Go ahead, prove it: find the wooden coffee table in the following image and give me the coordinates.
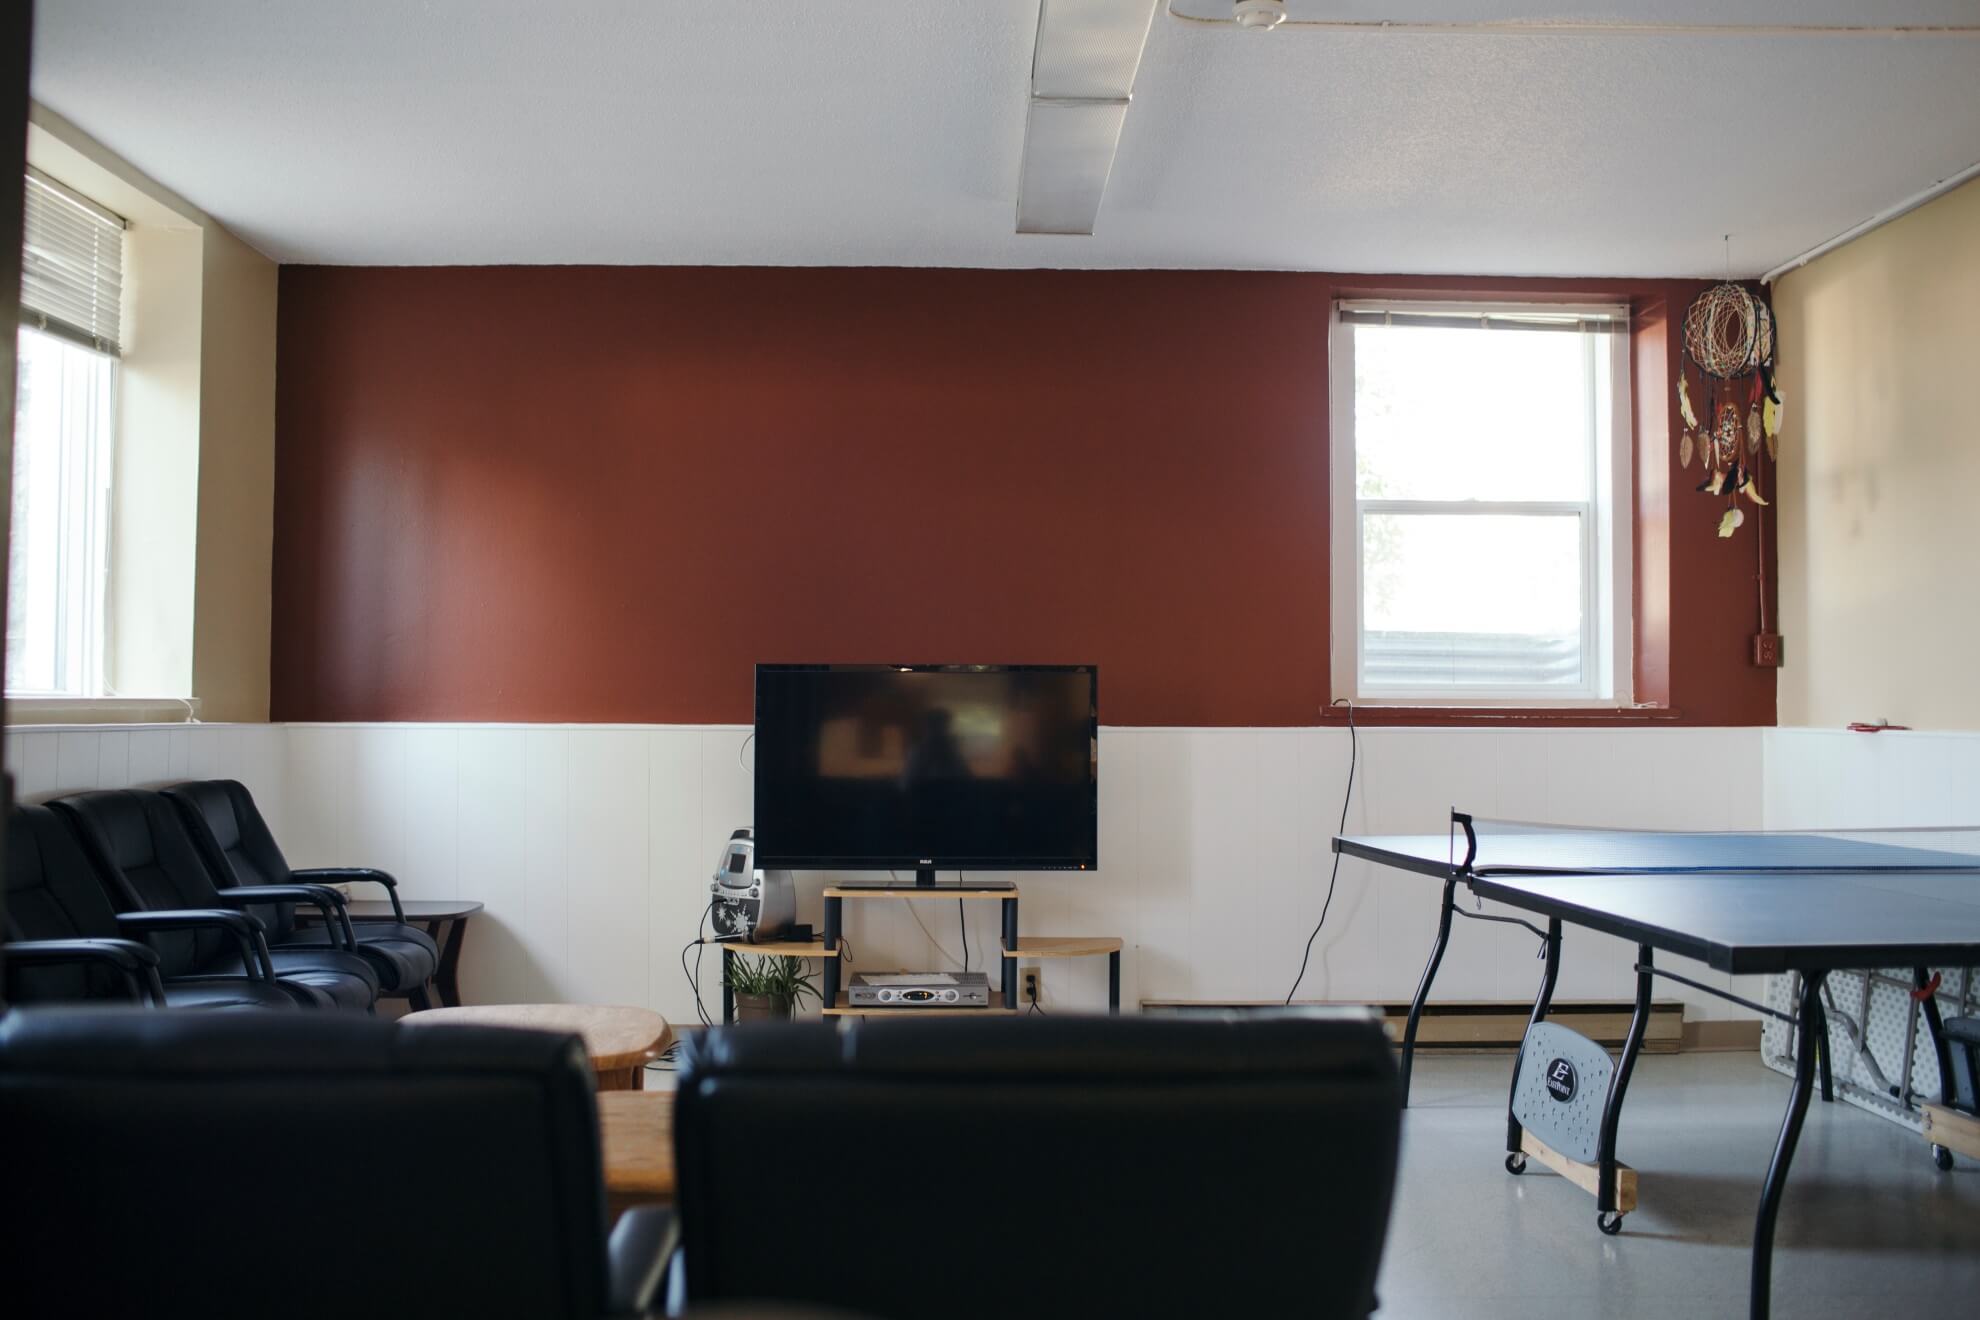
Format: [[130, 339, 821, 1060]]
[[402, 1003, 671, 1090], [598, 1091, 674, 1217]]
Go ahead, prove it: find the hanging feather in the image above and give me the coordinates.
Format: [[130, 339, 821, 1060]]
[[1718, 506, 1745, 538], [1766, 427, 1778, 463], [1679, 430, 1695, 469], [1741, 474, 1769, 506], [1679, 375, 1699, 430], [1701, 467, 1729, 496], [1763, 393, 1784, 440], [1746, 405, 1761, 454]]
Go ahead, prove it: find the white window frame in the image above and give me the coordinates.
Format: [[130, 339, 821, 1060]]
[[1328, 300, 1634, 707]]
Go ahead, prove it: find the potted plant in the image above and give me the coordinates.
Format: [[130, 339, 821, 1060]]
[[725, 953, 821, 1022]]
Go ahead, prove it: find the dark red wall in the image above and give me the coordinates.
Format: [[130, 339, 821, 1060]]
[[271, 266, 1775, 726]]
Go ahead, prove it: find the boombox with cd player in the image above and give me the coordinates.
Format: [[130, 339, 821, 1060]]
[[708, 828, 796, 943]]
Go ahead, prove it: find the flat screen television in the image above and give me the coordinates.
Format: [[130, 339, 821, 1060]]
[[753, 664, 1097, 884]]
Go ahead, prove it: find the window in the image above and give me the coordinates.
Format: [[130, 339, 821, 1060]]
[[1329, 301, 1632, 705], [8, 169, 124, 698]]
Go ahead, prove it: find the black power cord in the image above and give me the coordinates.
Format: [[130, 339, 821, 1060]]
[[679, 899, 716, 1027], [1286, 700, 1356, 1005], [957, 895, 970, 973]]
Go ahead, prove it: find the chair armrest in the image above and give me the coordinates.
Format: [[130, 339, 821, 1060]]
[[217, 884, 359, 951], [292, 867, 405, 922], [604, 1204, 677, 1318], [3, 938, 166, 1005], [116, 909, 278, 983]]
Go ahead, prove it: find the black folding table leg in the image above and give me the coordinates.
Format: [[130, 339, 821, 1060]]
[[1108, 950, 1120, 1015], [1593, 943, 1654, 1233], [1507, 917, 1563, 1167], [1914, 967, 1953, 1106], [1814, 993, 1834, 1103], [1752, 972, 1825, 1320], [1399, 875, 1460, 1108]]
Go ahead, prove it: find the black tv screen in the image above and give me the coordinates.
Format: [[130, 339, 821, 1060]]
[[753, 664, 1097, 872]]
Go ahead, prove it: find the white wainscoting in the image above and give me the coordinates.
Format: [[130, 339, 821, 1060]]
[[8, 721, 1769, 1027]]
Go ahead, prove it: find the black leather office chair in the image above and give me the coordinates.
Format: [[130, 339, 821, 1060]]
[[673, 1012, 1402, 1319], [165, 778, 440, 1006], [3, 803, 295, 1010], [0, 1008, 673, 1319], [52, 790, 380, 1012]]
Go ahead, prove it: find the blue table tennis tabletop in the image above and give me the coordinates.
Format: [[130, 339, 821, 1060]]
[[1335, 824, 1980, 973]]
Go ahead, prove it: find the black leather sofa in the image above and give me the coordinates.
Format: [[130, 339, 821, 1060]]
[[0, 1007, 673, 1318], [671, 1012, 1402, 1319]]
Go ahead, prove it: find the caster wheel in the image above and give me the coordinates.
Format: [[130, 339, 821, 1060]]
[[1597, 1212, 1625, 1236], [1933, 1144, 1954, 1171], [1505, 1152, 1527, 1175]]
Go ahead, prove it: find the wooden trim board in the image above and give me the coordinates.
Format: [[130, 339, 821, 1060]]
[[1140, 999, 1684, 1053], [1521, 1130, 1638, 1213]]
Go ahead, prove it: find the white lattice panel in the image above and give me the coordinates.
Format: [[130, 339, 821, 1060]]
[[1763, 967, 1977, 1130]]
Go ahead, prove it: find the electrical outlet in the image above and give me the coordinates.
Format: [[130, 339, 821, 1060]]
[[1021, 967, 1041, 1005], [1752, 633, 1783, 667]]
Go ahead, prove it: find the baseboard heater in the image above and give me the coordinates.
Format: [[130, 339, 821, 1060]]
[[1139, 999, 1685, 1054]]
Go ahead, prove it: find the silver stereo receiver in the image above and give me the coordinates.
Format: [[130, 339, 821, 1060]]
[[708, 828, 796, 943], [847, 971, 992, 1008]]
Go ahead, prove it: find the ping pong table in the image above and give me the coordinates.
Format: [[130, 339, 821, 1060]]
[[1335, 812, 1980, 1320]]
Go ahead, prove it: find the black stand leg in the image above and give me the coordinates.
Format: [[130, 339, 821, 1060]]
[[721, 947, 734, 1025], [1108, 950, 1120, 1015], [1000, 897, 1019, 1006], [407, 984, 432, 1012], [1752, 972, 1825, 1320], [822, 898, 841, 1012], [433, 918, 469, 1008], [1594, 943, 1654, 1231], [1399, 876, 1459, 1108], [1507, 917, 1563, 1163]]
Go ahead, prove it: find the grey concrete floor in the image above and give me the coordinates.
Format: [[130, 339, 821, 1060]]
[[1378, 1051, 1980, 1319]]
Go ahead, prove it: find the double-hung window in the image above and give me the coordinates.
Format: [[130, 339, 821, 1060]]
[[1329, 300, 1633, 705], [9, 168, 123, 698]]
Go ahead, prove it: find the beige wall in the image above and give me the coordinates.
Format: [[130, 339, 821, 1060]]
[[16, 106, 277, 724], [1773, 178, 1980, 730], [191, 223, 277, 721]]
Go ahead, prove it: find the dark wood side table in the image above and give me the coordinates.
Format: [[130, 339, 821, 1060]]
[[334, 899, 484, 1007]]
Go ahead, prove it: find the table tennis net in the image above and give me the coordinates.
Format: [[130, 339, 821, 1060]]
[[1458, 816, 1980, 876]]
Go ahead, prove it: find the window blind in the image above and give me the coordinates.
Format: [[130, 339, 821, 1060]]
[[1336, 300, 1627, 335], [20, 168, 125, 355]]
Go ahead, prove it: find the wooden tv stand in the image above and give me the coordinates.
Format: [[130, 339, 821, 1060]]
[[717, 881, 1120, 1020]]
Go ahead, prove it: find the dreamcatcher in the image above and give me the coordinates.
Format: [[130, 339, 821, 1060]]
[[1676, 280, 1783, 537]]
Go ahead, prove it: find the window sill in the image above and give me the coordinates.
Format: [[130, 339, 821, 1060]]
[[1322, 704, 1680, 727], [5, 697, 201, 727]]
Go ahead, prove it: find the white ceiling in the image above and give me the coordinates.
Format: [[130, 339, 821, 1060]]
[[27, 1, 1980, 276]]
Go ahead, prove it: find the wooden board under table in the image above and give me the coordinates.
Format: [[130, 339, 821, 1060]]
[[1923, 1103, 1980, 1162], [599, 1091, 674, 1218]]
